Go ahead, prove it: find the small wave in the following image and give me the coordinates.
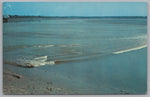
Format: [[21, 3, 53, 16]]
[[33, 56, 48, 61], [23, 56, 56, 67], [33, 45, 54, 48], [113, 45, 147, 54], [4, 44, 80, 53], [32, 44, 79, 48], [4, 56, 69, 68], [4, 60, 57, 68], [23, 55, 73, 67]]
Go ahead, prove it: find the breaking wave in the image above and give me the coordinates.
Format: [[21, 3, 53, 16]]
[[4, 44, 147, 68], [113, 45, 147, 54]]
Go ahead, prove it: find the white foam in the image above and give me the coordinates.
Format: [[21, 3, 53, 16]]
[[113, 45, 147, 54], [32, 44, 79, 48], [33, 45, 54, 48], [45, 61, 55, 65], [33, 61, 55, 67], [19, 56, 55, 67], [34, 56, 47, 60], [32, 56, 55, 67]]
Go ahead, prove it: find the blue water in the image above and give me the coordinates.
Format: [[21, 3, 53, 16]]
[[3, 17, 147, 94]]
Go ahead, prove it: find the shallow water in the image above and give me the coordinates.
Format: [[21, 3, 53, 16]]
[[3, 17, 147, 94], [3, 17, 147, 66]]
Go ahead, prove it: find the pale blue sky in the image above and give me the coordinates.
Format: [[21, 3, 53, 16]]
[[3, 2, 147, 16]]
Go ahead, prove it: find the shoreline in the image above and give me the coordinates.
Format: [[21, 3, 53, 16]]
[[3, 47, 147, 95]]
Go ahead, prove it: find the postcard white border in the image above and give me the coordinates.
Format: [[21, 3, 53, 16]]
[[0, 0, 149, 97]]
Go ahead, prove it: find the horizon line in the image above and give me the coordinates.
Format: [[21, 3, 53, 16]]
[[3, 15, 147, 18]]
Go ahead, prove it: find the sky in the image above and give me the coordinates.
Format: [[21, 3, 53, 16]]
[[3, 2, 147, 17]]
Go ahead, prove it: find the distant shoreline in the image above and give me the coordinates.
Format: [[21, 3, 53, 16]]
[[3, 15, 147, 23], [3, 15, 147, 18]]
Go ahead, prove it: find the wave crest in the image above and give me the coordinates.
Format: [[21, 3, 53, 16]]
[[113, 45, 147, 54]]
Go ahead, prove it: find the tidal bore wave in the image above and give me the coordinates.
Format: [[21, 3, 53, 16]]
[[4, 45, 147, 68]]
